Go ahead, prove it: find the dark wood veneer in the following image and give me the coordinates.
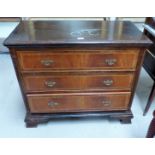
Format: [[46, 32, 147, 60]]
[[4, 20, 151, 47]]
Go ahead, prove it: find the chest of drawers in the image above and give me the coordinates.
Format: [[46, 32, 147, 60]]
[[4, 20, 151, 127]]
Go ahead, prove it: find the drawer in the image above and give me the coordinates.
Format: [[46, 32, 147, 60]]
[[17, 50, 139, 71], [23, 74, 134, 92], [27, 92, 131, 113]]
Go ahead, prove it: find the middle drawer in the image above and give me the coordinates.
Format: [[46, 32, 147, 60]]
[[22, 73, 134, 92]]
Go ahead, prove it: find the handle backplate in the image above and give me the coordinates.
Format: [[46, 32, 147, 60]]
[[105, 58, 117, 66], [45, 80, 56, 88], [41, 59, 54, 66], [102, 100, 111, 106], [102, 79, 113, 86], [48, 101, 59, 107]]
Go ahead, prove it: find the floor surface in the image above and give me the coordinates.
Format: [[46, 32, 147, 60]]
[[0, 53, 155, 138]]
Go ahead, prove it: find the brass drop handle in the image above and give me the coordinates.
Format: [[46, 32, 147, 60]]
[[41, 59, 54, 66], [45, 81, 56, 87], [48, 101, 59, 107], [102, 79, 113, 86], [105, 58, 117, 66], [102, 100, 111, 106]]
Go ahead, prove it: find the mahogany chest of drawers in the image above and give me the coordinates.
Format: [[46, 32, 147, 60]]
[[4, 20, 151, 127]]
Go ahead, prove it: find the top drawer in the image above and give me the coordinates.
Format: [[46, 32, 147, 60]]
[[16, 49, 139, 71]]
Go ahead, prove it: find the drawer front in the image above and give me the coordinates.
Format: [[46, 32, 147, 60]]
[[23, 74, 134, 92], [27, 92, 131, 113], [17, 50, 139, 71]]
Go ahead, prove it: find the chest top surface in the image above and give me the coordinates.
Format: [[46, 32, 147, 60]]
[[4, 20, 152, 47]]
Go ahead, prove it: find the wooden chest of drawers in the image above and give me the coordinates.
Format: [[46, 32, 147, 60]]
[[4, 20, 151, 127]]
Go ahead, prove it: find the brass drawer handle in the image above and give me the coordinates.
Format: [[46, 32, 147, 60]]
[[41, 59, 54, 66], [102, 100, 111, 106], [102, 79, 113, 86], [48, 101, 59, 107], [45, 81, 56, 88], [105, 58, 117, 66]]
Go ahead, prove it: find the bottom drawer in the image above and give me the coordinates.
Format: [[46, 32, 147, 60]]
[[27, 92, 131, 113]]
